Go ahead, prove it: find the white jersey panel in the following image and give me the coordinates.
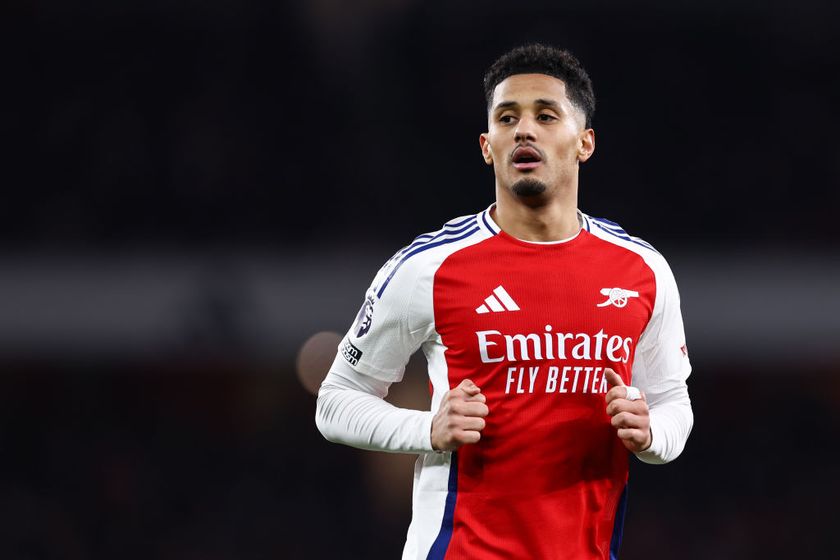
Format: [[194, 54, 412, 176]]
[[400, 333, 457, 559], [403, 452, 454, 560]]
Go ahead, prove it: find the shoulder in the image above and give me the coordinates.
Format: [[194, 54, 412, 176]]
[[582, 211, 680, 292], [583, 211, 672, 266], [370, 209, 498, 300], [583, 212, 658, 254]]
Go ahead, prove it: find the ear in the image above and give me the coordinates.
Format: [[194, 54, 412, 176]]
[[577, 128, 595, 163], [479, 133, 494, 165]]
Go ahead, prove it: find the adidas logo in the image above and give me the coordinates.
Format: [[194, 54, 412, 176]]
[[476, 285, 520, 314]]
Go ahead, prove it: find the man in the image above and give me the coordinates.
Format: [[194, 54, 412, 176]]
[[316, 44, 693, 559]]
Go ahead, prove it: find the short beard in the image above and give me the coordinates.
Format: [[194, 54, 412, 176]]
[[511, 178, 548, 198]]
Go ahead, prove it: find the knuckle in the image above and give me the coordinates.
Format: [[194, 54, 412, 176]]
[[613, 412, 633, 428]]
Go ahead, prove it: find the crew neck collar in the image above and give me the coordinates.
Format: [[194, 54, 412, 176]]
[[480, 203, 588, 245]]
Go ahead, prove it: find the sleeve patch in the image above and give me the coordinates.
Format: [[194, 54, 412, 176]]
[[352, 295, 376, 338], [340, 338, 364, 366]]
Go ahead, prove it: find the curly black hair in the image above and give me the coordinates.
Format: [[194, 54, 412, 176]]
[[483, 44, 595, 129]]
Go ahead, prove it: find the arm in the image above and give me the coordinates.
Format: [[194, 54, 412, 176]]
[[314, 245, 435, 453], [606, 252, 694, 464], [316, 357, 490, 454], [635, 383, 693, 464], [604, 369, 693, 464], [317, 234, 491, 456], [316, 358, 435, 453]]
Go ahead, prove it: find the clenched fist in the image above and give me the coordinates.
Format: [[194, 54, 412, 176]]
[[604, 368, 652, 453], [431, 379, 489, 452]]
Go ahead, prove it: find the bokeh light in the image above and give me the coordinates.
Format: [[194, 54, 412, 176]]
[[296, 331, 342, 395]]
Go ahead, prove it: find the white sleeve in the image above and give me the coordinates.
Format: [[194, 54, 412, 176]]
[[632, 254, 694, 464], [634, 385, 693, 465], [315, 358, 435, 453], [316, 249, 437, 453], [335, 250, 435, 383]]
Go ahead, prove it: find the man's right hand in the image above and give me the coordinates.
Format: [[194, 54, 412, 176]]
[[431, 379, 489, 452]]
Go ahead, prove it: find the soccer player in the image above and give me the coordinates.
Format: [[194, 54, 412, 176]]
[[316, 44, 693, 559]]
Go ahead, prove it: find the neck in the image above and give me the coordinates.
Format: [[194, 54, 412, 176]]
[[493, 185, 580, 242]]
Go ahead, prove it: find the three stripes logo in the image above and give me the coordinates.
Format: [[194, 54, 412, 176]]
[[476, 286, 520, 314]]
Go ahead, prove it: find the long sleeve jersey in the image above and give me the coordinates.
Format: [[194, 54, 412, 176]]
[[316, 205, 693, 560]]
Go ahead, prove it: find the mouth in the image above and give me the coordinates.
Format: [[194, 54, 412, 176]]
[[511, 146, 543, 171]]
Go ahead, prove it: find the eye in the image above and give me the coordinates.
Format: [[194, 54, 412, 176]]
[[537, 113, 557, 122], [499, 114, 516, 124]]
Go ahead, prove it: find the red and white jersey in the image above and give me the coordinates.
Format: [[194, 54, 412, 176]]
[[337, 205, 691, 560]]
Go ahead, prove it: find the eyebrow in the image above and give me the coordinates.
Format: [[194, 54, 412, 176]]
[[493, 98, 562, 112], [534, 98, 561, 110]]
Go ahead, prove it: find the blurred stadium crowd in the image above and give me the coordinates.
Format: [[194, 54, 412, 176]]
[[3, 1, 839, 558]]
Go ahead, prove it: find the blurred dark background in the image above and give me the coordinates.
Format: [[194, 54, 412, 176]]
[[3, 1, 839, 558]]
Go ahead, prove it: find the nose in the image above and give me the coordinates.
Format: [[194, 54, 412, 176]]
[[514, 115, 538, 143]]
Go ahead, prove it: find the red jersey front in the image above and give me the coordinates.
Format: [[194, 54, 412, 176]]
[[336, 206, 691, 559]]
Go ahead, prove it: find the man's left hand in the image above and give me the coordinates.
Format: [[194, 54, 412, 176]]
[[604, 368, 652, 453]]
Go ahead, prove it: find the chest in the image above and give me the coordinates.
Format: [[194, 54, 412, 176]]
[[432, 235, 655, 362]]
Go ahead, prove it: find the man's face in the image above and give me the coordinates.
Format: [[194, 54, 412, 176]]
[[480, 73, 594, 201]]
